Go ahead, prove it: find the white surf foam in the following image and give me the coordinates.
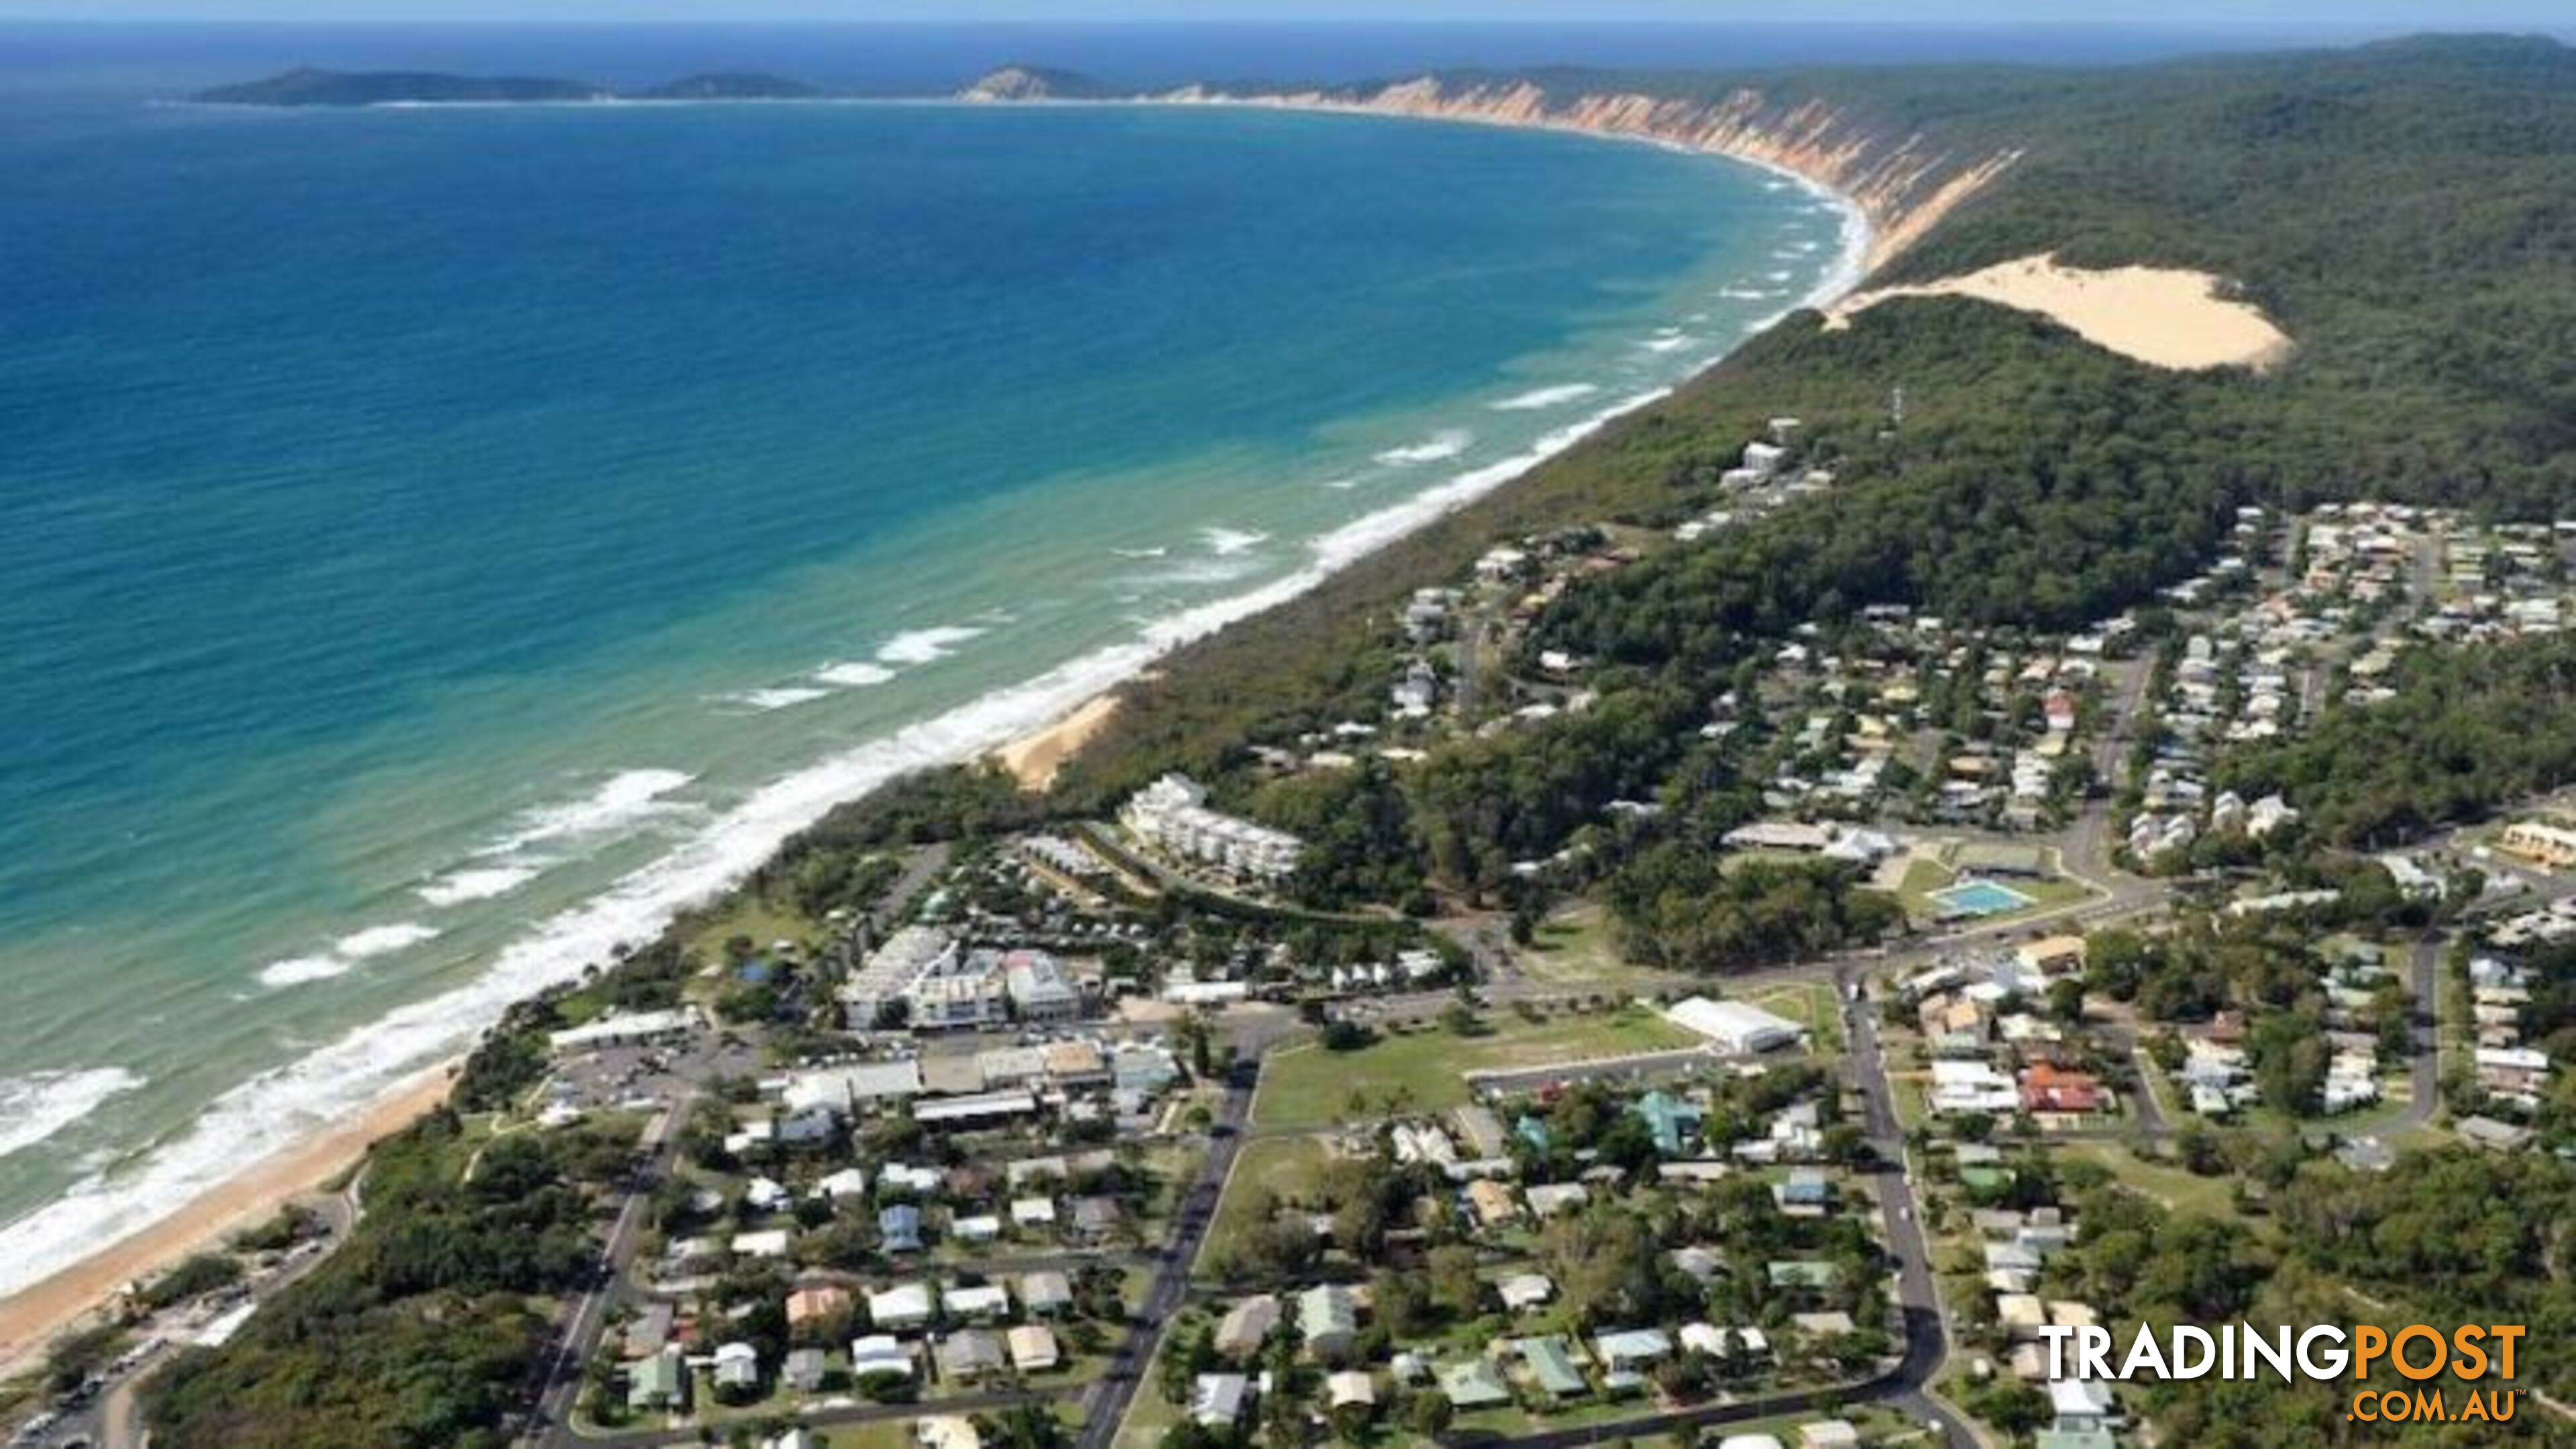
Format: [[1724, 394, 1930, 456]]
[[255, 922, 443, 990], [1374, 429, 1471, 466], [1639, 333, 1699, 354], [334, 923, 441, 959], [1490, 383, 1599, 411], [1200, 527, 1269, 557], [255, 955, 352, 989], [0, 1069, 144, 1161], [0, 150, 1883, 1305], [731, 685, 833, 712], [1111, 546, 1169, 559], [0, 382, 1689, 1305], [1319, 476, 1365, 490], [485, 768, 696, 855], [814, 661, 898, 688], [417, 863, 544, 908], [874, 625, 984, 666]]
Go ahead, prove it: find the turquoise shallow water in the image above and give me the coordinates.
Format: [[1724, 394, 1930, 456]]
[[0, 91, 1849, 1289]]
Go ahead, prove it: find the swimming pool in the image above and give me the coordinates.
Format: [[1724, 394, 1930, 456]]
[[1932, 879, 2036, 917]]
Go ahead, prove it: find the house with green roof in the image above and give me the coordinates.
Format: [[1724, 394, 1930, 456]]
[[1514, 1335, 1588, 1398], [627, 1346, 689, 1413], [1634, 1089, 1704, 1156], [1440, 1358, 1512, 1409]]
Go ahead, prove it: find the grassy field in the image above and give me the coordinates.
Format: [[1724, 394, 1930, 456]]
[[1197, 1135, 1334, 1275], [1519, 903, 1670, 990], [2056, 1140, 2240, 1220], [1743, 980, 1845, 1053], [683, 894, 824, 971], [1253, 1009, 1699, 1129]]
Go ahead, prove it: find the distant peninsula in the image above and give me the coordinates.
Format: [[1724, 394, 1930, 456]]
[[192, 67, 816, 107]]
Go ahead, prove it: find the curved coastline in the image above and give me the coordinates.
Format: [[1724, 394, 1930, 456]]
[[0, 94, 1876, 1366]]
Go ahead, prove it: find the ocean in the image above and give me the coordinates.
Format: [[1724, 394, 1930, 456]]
[[0, 26, 1864, 1297]]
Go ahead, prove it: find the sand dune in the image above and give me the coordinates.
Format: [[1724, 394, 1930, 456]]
[[1830, 252, 2292, 372]]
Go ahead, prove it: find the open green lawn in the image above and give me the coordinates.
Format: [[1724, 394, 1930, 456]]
[[1254, 1010, 1698, 1129], [1197, 1136, 1334, 1275], [2055, 1140, 2241, 1220], [1744, 980, 1845, 1053], [1519, 903, 1668, 990], [684, 895, 824, 972], [1894, 857, 1959, 917]]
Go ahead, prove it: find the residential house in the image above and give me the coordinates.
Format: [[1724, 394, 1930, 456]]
[[1439, 1359, 1512, 1409], [786, 1285, 851, 1333], [937, 1330, 1007, 1383], [1192, 1373, 1252, 1428], [849, 1335, 914, 1382], [783, 1347, 829, 1393], [1299, 1283, 1360, 1360], [1008, 1325, 1062, 1373], [1018, 1271, 1076, 1316], [712, 1342, 761, 1395], [627, 1345, 690, 1413], [1069, 1196, 1124, 1243], [1595, 1328, 1674, 1379], [1498, 1273, 1554, 1313], [879, 1204, 925, 1254], [868, 1283, 935, 1332], [1516, 1336, 1589, 1399]]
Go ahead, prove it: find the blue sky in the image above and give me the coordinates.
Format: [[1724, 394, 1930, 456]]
[[5, 1, 2569, 25]]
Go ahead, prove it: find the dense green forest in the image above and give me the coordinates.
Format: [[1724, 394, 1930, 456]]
[[1036, 35, 2576, 916], [2221, 633, 2576, 848], [146, 1112, 636, 1446]]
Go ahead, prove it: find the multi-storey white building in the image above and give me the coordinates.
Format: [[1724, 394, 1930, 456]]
[[1119, 773, 1303, 883]]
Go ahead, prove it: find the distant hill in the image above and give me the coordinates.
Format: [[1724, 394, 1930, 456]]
[[958, 65, 1111, 103], [193, 67, 608, 106], [629, 72, 818, 101]]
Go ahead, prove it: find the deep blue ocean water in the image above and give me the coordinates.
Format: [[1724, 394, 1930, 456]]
[[0, 23, 1875, 1296]]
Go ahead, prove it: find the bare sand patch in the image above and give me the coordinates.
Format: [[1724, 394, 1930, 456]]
[[991, 693, 1121, 791], [1830, 252, 2292, 372]]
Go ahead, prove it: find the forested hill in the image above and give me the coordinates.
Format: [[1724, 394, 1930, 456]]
[[1046, 33, 2576, 810]]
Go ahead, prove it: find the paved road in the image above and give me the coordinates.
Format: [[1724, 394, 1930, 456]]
[[531, 1092, 695, 1448], [2400, 932, 2445, 1129], [1075, 1061, 1257, 1449], [570, 1384, 1075, 1449], [1840, 969, 1982, 1448], [72, 1172, 370, 1449]]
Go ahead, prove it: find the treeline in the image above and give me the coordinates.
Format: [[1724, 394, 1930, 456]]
[[2222, 633, 2576, 849], [145, 1114, 634, 1448]]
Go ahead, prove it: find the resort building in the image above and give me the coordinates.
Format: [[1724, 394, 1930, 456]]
[[839, 925, 960, 1028], [1120, 773, 1303, 883], [1002, 950, 1085, 1022]]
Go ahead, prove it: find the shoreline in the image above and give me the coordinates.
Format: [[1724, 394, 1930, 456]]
[[991, 693, 1125, 792], [0, 1063, 452, 1379], [0, 93, 1876, 1369]]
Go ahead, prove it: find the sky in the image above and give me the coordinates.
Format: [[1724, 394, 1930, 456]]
[[3, 0, 2569, 28]]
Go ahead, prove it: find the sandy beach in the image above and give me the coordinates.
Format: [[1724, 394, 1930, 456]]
[[0, 93, 1876, 1383], [991, 693, 1123, 791], [1829, 252, 2292, 371], [0, 1065, 453, 1378]]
